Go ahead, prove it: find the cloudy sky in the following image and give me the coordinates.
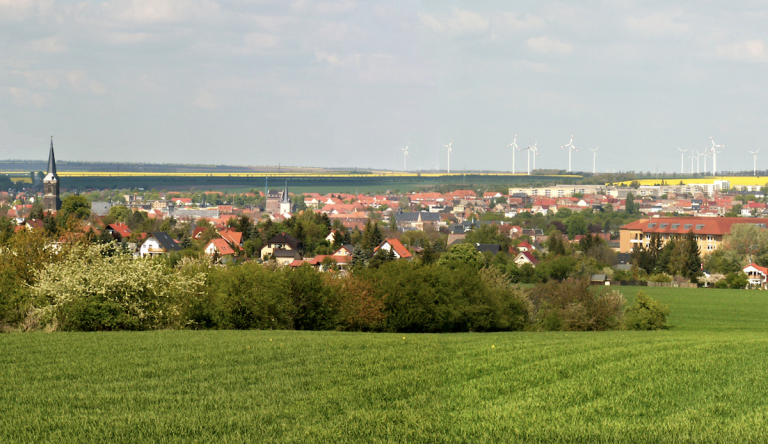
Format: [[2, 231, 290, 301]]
[[2, 0, 768, 173]]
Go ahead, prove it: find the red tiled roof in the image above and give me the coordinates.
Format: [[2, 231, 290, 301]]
[[745, 263, 768, 276], [206, 238, 236, 256], [107, 223, 132, 238], [621, 217, 768, 235], [374, 238, 412, 259]]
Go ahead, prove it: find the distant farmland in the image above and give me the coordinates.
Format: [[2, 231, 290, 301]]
[[7, 171, 583, 191]]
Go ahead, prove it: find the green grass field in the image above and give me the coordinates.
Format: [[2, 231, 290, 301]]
[[3, 287, 768, 443]]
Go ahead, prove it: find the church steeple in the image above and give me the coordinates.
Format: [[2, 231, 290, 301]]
[[279, 181, 292, 213], [47, 136, 58, 178], [43, 136, 61, 213]]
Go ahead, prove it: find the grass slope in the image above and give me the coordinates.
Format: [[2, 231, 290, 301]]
[[2, 287, 768, 443]]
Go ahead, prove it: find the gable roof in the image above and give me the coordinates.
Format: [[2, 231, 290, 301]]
[[266, 232, 303, 250], [148, 232, 181, 252], [374, 238, 412, 259], [516, 251, 539, 265], [621, 217, 768, 235], [107, 223, 132, 239], [206, 238, 236, 256]]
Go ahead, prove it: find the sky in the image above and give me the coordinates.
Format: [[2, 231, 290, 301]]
[[2, 0, 768, 174]]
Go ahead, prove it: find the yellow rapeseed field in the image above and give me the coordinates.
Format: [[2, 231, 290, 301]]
[[613, 176, 767, 187]]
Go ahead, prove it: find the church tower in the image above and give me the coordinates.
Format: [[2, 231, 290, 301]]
[[279, 181, 292, 214], [43, 137, 61, 213]]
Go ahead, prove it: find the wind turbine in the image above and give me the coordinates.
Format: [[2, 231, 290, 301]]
[[710, 137, 724, 176], [531, 142, 540, 172], [401, 144, 409, 170], [694, 150, 703, 174], [560, 134, 578, 172], [522, 141, 537, 175], [677, 147, 688, 174], [749, 149, 760, 176], [507, 135, 519, 174], [702, 146, 711, 175], [688, 151, 696, 174], [443, 140, 453, 174], [590, 147, 599, 174]]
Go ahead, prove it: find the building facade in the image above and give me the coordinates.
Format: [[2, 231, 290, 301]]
[[619, 217, 768, 254]]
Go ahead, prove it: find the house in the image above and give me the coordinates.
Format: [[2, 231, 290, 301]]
[[619, 217, 768, 254], [517, 241, 534, 252], [744, 263, 768, 289], [204, 238, 237, 263], [374, 238, 412, 259], [514, 251, 538, 267], [139, 232, 181, 257], [105, 223, 132, 241], [332, 244, 355, 256], [302, 255, 352, 271], [475, 243, 501, 255], [261, 232, 304, 262]]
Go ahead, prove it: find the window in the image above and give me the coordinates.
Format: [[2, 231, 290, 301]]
[[707, 235, 714, 241], [648, 223, 656, 228], [696, 224, 705, 230], [660, 223, 668, 229], [645, 234, 651, 239], [671, 224, 680, 229], [707, 244, 715, 251], [684, 224, 692, 230]]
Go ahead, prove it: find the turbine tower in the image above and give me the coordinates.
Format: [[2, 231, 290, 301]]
[[677, 147, 688, 174], [560, 134, 578, 172], [749, 149, 760, 176], [443, 140, 453, 174], [710, 137, 724, 176], [703, 146, 711, 175], [507, 135, 519, 174], [401, 144, 409, 171], [531, 142, 539, 172], [590, 147, 599, 174], [695, 150, 702, 174], [522, 141, 537, 176], [688, 151, 696, 174]]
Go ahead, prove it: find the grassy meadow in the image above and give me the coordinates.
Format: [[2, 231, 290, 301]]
[[3, 286, 768, 443]]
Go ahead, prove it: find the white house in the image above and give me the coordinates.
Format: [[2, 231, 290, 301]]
[[743, 263, 768, 289], [139, 232, 181, 257]]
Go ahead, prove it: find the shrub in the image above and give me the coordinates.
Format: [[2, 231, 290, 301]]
[[624, 291, 670, 330], [648, 273, 672, 283], [528, 279, 626, 331], [210, 262, 292, 330], [32, 243, 205, 331], [324, 274, 384, 331]]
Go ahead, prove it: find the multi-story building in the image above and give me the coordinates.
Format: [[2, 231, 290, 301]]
[[509, 184, 605, 198], [619, 216, 768, 254]]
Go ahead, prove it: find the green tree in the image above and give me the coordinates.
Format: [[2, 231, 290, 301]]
[[625, 192, 636, 215], [438, 243, 486, 271], [60, 195, 91, 221]]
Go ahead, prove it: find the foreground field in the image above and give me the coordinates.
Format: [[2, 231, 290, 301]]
[[2, 287, 768, 443]]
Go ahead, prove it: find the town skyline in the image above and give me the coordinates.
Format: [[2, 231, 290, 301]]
[[3, 1, 768, 173]]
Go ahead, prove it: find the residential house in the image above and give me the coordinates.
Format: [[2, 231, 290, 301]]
[[261, 232, 304, 262], [139, 232, 181, 257], [204, 238, 237, 263], [374, 238, 413, 260], [514, 251, 539, 267], [105, 223, 132, 241], [744, 263, 768, 289]]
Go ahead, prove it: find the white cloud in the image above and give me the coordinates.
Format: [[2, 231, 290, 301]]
[[27, 36, 67, 53], [107, 0, 221, 24], [715, 39, 768, 63], [67, 70, 106, 95], [494, 12, 545, 32], [624, 13, 690, 38], [8, 87, 45, 107], [419, 8, 489, 35], [526, 36, 573, 55], [193, 89, 220, 109]]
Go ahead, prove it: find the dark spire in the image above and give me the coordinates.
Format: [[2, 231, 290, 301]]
[[282, 180, 290, 203], [47, 136, 57, 177]]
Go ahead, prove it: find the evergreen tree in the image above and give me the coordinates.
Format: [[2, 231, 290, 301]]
[[625, 192, 636, 215], [684, 230, 702, 283]]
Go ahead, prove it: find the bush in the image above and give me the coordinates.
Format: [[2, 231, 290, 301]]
[[210, 262, 292, 330], [624, 291, 670, 330], [648, 273, 672, 283], [528, 279, 626, 331], [32, 243, 205, 331], [324, 274, 384, 331]]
